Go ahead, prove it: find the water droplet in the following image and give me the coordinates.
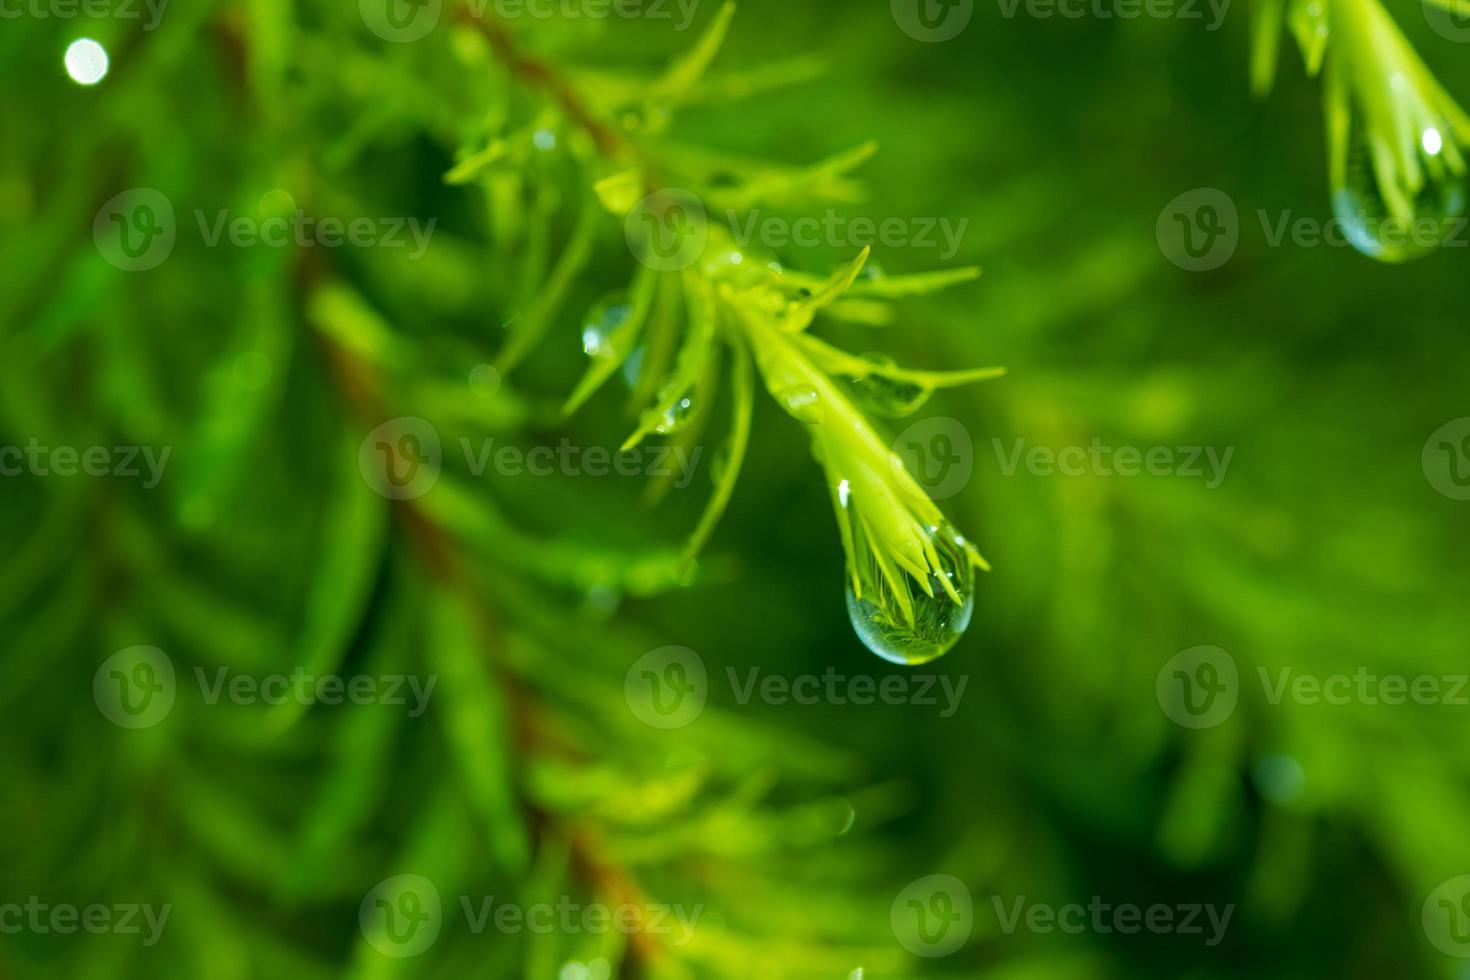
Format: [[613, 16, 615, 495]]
[[850, 353, 931, 418], [655, 395, 695, 435], [858, 260, 886, 281], [64, 38, 108, 86], [1423, 127, 1444, 157], [582, 295, 632, 360], [582, 584, 621, 619], [779, 386, 824, 425], [620, 104, 669, 132], [846, 523, 975, 665], [258, 189, 296, 218], [620, 345, 646, 389], [234, 351, 272, 391], [469, 363, 501, 397], [532, 128, 557, 151], [1333, 123, 1467, 262], [1252, 754, 1305, 805]]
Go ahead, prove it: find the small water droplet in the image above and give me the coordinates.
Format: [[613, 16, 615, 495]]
[[621, 345, 646, 389], [582, 584, 621, 619], [532, 128, 557, 151], [1252, 754, 1305, 804], [655, 396, 695, 435], [779, 386, 824, 425], [234, 351, 272, 391], [846, 523, 975, 665], [858, 260, 886, 281], [64, 38, 108, 86], [583, 296, 632, 359], [1333, 122, 1467, 262], [851, 353, 931, 418]]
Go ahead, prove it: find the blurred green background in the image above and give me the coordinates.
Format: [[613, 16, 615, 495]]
[[4, 0, 1470, 977]]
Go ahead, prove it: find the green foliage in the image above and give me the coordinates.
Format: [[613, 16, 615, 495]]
[[5, 1, 1470, 979]]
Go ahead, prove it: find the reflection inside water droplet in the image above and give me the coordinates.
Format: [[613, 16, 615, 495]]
[[851, 353, 931, 419], [846, 522, 975, 666], [1332, 120, 1467, 262], [779, 386, 824, 425], [655, 396, 695, 435], [583, 296, 632, 359]]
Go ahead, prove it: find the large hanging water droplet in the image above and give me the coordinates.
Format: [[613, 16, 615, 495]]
[[845, 523, 975, 666], [779, 386, 825, 425], [582, 295, 632, 360], [1333, 124, 1468, 262], [850, 353, 931, 419]]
